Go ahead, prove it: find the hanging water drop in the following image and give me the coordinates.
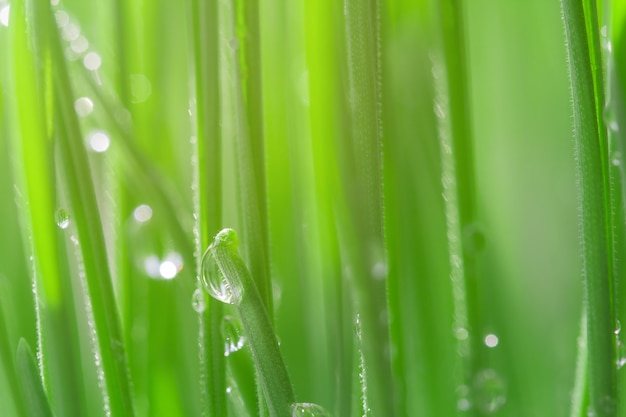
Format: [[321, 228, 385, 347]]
[[201, 229, 242, 304], [611, 150, 622, 167], [291, 402, 332, 417], [55, 209, 71, 229], [473, 369, 506, 414], [201, 250, 240, 304], [221, 315, 245, 356], [192, 288, 206, 313]]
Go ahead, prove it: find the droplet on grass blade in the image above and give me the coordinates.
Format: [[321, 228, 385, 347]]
[[484, 333, 499, 348], [88, 131, 110, 153], [291, 402, 331, 417], [133, 204, 153, 223], [201, 229, 242, 305], [83, 52, 102, 71], [222, 315, 245, 356], [191, 288, 206, 313], [55, 209, 71, 229], [75, 97, 94, 117]]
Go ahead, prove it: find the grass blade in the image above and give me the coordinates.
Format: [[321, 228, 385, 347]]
[[190, 0, 227, 414], [16, 338, 55, 417], [560, 0, 617, 415]]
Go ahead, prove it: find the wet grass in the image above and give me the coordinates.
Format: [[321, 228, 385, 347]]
[[1, 0, 625, 417]]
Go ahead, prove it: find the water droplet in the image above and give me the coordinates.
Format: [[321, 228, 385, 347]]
[[70, 36, 89, 54], [463, 224, 486, 254], [228, 38, 239, 50], [457, 385, 471, 411], [222, 315, 245, 356], [291, 402, 331, 417], [455, 327, 469, 341], [51, 0, 59, 6], [192, 288, 206, 313], [83, 52, 102, 71], [201, 250, 241, 304], [0, 4, 10, 27], [615, 320, 622, 335], [371, 261, 387, 280], [133, 204, 153, 223], [131, 74, 152, 103], [611, 151, 622, 167], [75, 97, 94, 117], [88, 131, 110, 153], [473, 369, 506, 414], [55, 10, 69, 28], [484, 333, 499, 348], [55, 209, 70, 229], [201, 229, 242, 304], [62, 22, 80, 41], [587, 407, 597, 417]]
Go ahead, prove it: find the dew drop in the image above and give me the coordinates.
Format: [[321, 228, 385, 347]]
[[473, 369, 506, 414], [191, 288, 206, 313], [457, 385, 471, 411], [370, 261, 387, 280], [455, 327, 469, 341], [133, 204, 153, 223], [55, 209, 70, 229], [222, 315, 245, 356], [70, 36, 89, 54], [611, 150, 622, 167], [159, 252, 182, 280], [615, 320, 622, 335], [83, 52, 102, 71], [88, 131, 110, 153], [75, 97, 94, 117], [55, 10, 69, 28], [228, 38, 239, 50], [201, 229, 242, 304], [484, 333, 499, 348], [291, 402, 332, 417]]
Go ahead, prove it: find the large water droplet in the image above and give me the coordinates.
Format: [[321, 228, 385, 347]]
[[291, 402, 332, 417], [201, 250, 241, 304], [192, 288, 206, 313], [473, 369, 506, 414], [222, 315, 245, 356], [55, 209, 71, 229]]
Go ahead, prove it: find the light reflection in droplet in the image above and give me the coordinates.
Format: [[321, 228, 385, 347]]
[[88, 131, 110, 153], [159, 261, 177, 280]]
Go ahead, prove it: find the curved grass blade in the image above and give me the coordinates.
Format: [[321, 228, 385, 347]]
[[204, 229, 295, 417], [16, 338, 55, 417]]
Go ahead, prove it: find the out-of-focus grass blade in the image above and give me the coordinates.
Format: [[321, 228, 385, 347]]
[[45, 4, 136, 416], [16, 338, 55, 417], [382, 2, 456, 416]]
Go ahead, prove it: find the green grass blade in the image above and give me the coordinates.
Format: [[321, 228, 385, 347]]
[[16, 338, 55, 417], [560, 0, 617, 415], [190, 0, 227, 414], [45, 6, 136, 416], [204, 229, 295, 417]]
